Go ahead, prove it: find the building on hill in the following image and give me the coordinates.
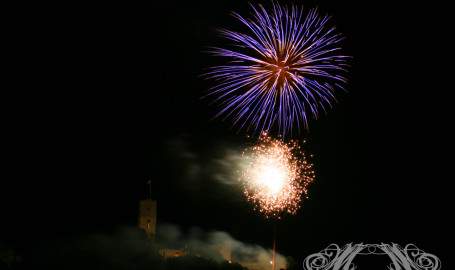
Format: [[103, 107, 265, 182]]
[[138, 199, 157, 241]]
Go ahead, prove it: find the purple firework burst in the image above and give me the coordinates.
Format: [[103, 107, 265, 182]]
[[203, 1, 350, 137]]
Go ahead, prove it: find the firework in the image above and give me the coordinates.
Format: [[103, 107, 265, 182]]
[[239, 131, 315, 218], [203, 1, 350, 137]]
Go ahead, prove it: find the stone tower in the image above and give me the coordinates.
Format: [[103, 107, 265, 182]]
[[138, 199, 157, 241]]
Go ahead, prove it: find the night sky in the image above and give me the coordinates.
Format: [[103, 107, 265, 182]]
[[4, 0, 453, 268]]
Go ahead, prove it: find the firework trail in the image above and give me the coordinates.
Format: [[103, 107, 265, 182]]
[[239, 131, 315, 219], [203, 1, 350, 137]]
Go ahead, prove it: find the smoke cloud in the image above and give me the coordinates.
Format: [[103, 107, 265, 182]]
[[156, 222, 287, 269], [165, 135, 249, 187], [26, 224, 287, 270]]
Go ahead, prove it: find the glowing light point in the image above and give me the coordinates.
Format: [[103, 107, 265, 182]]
[[259, 165, 285, 194], [239, 131, 315, 218]]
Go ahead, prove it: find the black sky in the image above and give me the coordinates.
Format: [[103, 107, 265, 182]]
[[4, 0, 453, 267]]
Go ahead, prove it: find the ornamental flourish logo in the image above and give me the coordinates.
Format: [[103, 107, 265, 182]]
[[303, 243, 441, 270]]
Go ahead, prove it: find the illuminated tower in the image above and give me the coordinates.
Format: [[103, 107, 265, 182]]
[[138, 199, 157, 240], [138, 180, 157, 241]]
